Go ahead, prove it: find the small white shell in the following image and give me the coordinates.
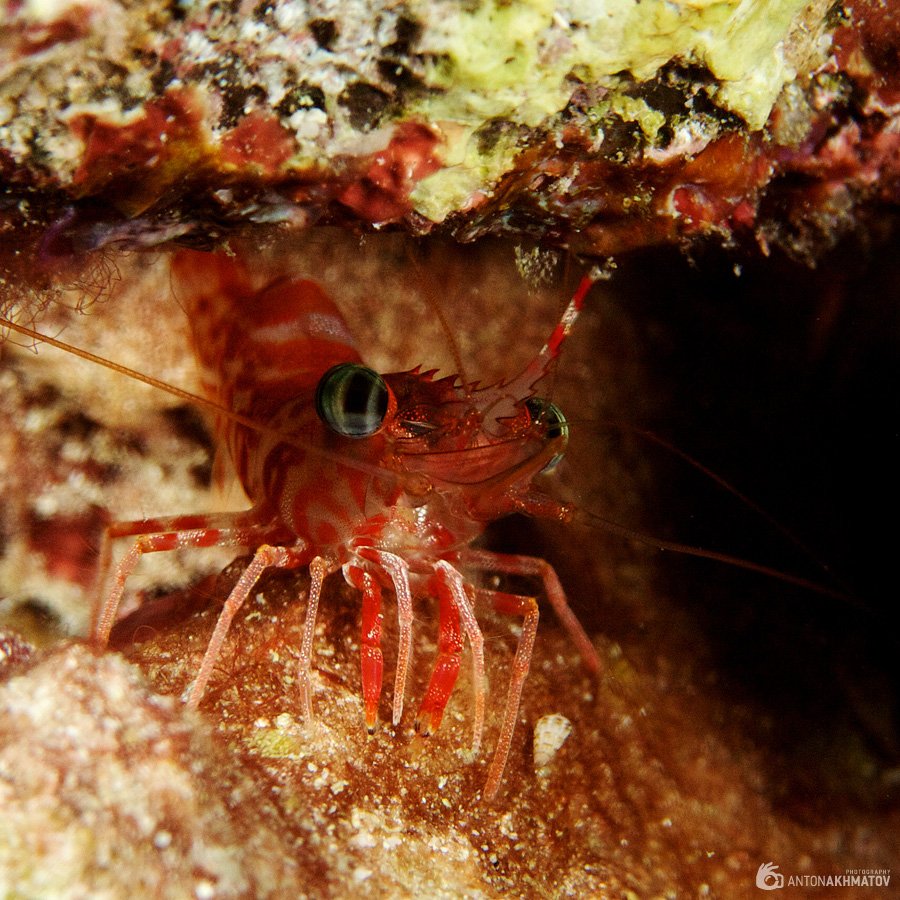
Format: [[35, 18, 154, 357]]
[[533, 713, 573, 770]]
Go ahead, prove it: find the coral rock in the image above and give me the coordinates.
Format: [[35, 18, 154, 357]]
[[0, 0, 898, 280]]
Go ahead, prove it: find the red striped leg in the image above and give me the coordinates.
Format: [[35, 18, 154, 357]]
[[296, 555, 333, 720], [186, 542, 306, 708], [345, 564, 384, 732], [415, 577, 462, 739], [479, 590, 539, 802], [357, 548, 413, 727], [92, 512, 285, 646], [461, 548, 601, 676], [434, 560, 486, 757]]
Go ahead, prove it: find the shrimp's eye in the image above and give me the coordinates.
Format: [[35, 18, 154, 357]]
[[525, 396, 569, 471], [316, 364, 389, 438]]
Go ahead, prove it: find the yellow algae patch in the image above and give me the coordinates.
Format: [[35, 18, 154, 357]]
[[410, 0, 826, 220]]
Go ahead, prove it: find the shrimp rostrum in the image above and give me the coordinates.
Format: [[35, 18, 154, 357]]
[[91, 250, 601, 800]]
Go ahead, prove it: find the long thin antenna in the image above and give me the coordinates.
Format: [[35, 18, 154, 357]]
[[580, 509, 865, 611], [616, 422, 848, 590], [1, 315, 261, 428], [409, 247, 471, 389], [0, 315, 397, 482]]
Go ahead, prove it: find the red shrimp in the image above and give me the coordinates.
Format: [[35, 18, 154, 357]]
[[87, 249, 601, 800]]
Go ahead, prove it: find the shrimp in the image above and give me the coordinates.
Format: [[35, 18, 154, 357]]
[[82, 248, 602, 800], [2, 236, 891, 841]]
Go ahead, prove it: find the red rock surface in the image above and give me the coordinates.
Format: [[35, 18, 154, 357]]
[[0, 0, 897, 298]]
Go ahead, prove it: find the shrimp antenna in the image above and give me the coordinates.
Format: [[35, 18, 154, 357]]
[[555, 407, 867, 612], [592, 420, 852, 594], [0, 314, 400, 483], [497, 272, 595, 404], [409, 246, 471, 390], [578, 508, 864, 610]]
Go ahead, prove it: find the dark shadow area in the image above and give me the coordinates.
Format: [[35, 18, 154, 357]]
[[605, 224, 900, 818]]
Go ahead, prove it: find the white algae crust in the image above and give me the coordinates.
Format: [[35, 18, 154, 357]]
[[0, 645, 302, 898]]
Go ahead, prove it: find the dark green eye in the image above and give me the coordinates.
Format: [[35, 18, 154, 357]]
[[525, 396, 569, 471], [315, 364, 389, 438]]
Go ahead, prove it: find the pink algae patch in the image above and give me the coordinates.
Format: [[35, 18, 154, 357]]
[[69, 89, 207, 208], [20, 13, 90, 55], [670, 134, 771, 232], [338, 122, 443, 224], [28, 513, 103, 589], [219, 110, 297, 175]]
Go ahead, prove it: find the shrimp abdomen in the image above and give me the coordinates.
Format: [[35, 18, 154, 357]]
[[172, 249, 363, 418]]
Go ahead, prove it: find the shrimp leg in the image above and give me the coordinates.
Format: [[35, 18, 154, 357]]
[[461, 548, 602, 676], [356, 547, 414, 727], [415, 579, 463, 739], [296, 555, 332, 719], [92, 511, 290, 646], [344, 564, 385, 732], [188, 542, 308, 707], [433, 560, 486, 757], [478, 589, 539, 801]]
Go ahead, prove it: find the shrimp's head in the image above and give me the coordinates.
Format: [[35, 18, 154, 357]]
[[314, 364, 568, 485], [313, 275, 594, 525], [382, 368, 571, 519]]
